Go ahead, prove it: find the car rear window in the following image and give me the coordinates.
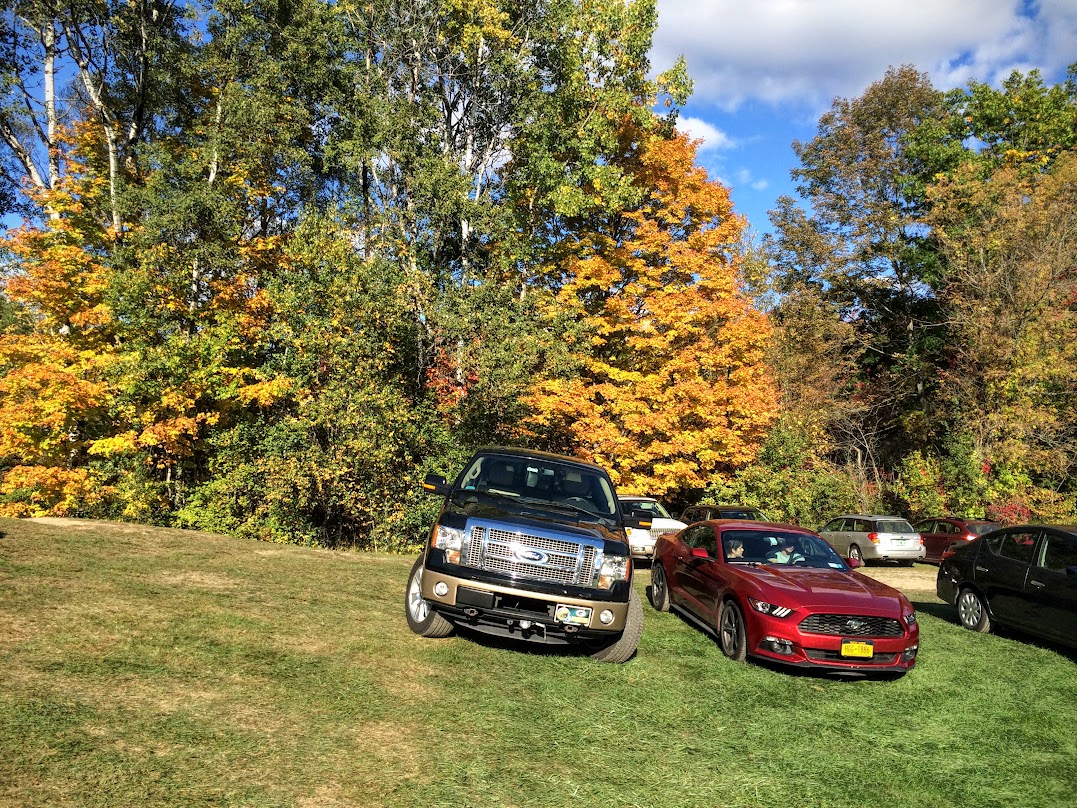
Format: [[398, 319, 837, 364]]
[[877, 520, 916, 533]]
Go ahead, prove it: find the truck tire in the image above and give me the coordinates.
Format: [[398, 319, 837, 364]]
[[588, 588, 643, 663], [405, 556, 455, 638]]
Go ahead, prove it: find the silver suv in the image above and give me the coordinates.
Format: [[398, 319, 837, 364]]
[[818, 514, 925, 566]]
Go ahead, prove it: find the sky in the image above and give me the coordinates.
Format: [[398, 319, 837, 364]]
[[649, 0, 1077, 235]]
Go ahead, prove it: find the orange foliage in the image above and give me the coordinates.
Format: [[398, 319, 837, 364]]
[[525, 128, 777, 496]]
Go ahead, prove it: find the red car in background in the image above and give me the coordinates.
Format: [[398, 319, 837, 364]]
[[650, 521, 920, 675], [913, 517, 1000, 564]]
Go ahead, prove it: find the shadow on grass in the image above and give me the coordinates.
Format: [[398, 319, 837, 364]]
[[910, 597, 954, 621], [451, 623, 639, 663], [913, 596, 1077, 662]]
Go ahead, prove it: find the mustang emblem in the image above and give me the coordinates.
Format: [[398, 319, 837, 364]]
[[514, 547, 549, 564], [846, 619, 866, 631]]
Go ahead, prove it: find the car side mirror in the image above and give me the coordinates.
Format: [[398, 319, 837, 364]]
[[689, 547, 709, 559], [846, 556, 862, 569], [422, 473, 450, 496]]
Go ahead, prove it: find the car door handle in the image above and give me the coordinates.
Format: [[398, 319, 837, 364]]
[[975, 566, 988, 573], [1029, 580, 1046, 588]]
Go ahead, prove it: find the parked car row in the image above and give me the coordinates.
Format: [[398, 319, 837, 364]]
[[407, 448, 1073, 675], [646, 502, 1075, 661]]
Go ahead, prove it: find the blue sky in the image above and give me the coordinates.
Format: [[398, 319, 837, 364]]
[[650, 0, 1077, 235]]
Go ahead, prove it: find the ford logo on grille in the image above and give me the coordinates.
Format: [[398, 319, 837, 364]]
[[514, 547, 549, 564]]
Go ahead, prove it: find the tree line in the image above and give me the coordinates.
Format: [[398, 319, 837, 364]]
[[0, 0, 1074, 546]]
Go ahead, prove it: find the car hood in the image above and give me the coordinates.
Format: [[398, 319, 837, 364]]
[[739, 567, 908, 612]]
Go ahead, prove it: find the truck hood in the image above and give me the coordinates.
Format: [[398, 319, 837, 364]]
[[444, 493, 627, 546]]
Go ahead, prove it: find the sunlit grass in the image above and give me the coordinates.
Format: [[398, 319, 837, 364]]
[[1, 517, 1074, 807]]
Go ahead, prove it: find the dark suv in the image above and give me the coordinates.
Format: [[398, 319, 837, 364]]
[[680, 504, 767, 523], [405, 447, 648, 663]]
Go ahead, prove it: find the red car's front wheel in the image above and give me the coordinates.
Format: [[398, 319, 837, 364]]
[[649, 562, 670, 612], [719, 600, 747, 661]]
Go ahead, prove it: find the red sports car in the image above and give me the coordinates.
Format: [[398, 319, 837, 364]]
[[650, 520, 920, 674]]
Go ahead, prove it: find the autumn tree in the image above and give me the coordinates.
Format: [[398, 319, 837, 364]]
[[525, 126, 776, 497], [924, 152, 1077, 519]]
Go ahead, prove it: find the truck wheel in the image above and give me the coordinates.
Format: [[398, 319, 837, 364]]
[[405, 556, 455, 638], [588, 588, 643, 664]]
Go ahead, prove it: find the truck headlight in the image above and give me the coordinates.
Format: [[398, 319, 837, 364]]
[[597, 553, 630, 589], [433, 524, 466, 565]]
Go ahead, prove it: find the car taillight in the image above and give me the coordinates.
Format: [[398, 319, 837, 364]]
[[919, 535, 925, 546], [867, 531, 880, 544], [941, 546, 958, 560], [963, 533, 976, 541]]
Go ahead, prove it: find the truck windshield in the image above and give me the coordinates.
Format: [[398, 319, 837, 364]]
[[457, 454, 617, 517]]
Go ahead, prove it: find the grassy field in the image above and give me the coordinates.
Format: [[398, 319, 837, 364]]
[[2, 517, 1075, 808]]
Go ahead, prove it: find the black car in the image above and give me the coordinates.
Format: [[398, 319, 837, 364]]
[[937, 525, 1077, 648]]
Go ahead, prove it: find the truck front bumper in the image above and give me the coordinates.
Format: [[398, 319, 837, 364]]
[[420, 567, 631, 644]]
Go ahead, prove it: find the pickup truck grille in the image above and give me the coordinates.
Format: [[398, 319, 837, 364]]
[[466, 523, 597, 586], [650, 526, 680, 541]]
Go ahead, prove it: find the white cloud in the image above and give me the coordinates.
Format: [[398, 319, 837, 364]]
[[677, 116, 735, 150], [652, 0, 1077, 110]]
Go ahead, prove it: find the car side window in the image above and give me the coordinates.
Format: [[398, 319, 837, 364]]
[[824, 519, 844, 532], [1040, 532, 1077, 573], [984, 530, 1007, 554], [920, 521, 937, 533], [996, 529, 1039, 564], [684, 525, 717, 557], [854, 519, 869, 532]]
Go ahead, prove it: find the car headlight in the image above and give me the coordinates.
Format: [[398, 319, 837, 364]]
[[748, 597, 793, 618], [432, 524, 466, 564], [904, 611, 918, 626], [597, 553, 630, 589]]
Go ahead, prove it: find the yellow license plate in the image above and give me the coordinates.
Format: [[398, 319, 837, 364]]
[[555, 605, 592, 626], [841, 639, 875, 659]]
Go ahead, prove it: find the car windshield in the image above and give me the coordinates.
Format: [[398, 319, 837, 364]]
[[456, 454, 617, 517], [877, 520, 916, 534], [622, 500, 672, 519], [723, 530, 848, 569]]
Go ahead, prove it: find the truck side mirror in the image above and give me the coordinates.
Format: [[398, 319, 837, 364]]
[[422, 473, 450, 496]]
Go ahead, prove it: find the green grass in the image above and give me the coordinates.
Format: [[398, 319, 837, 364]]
[[1, 517, 1074, 808]]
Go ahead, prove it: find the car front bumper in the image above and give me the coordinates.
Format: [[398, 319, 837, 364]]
[[746, 615, 919, 672]]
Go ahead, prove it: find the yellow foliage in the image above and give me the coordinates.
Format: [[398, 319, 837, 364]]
[[0, 465, 105, 517], [524, 126, 777, 496], [237, 377, 295, 407]]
